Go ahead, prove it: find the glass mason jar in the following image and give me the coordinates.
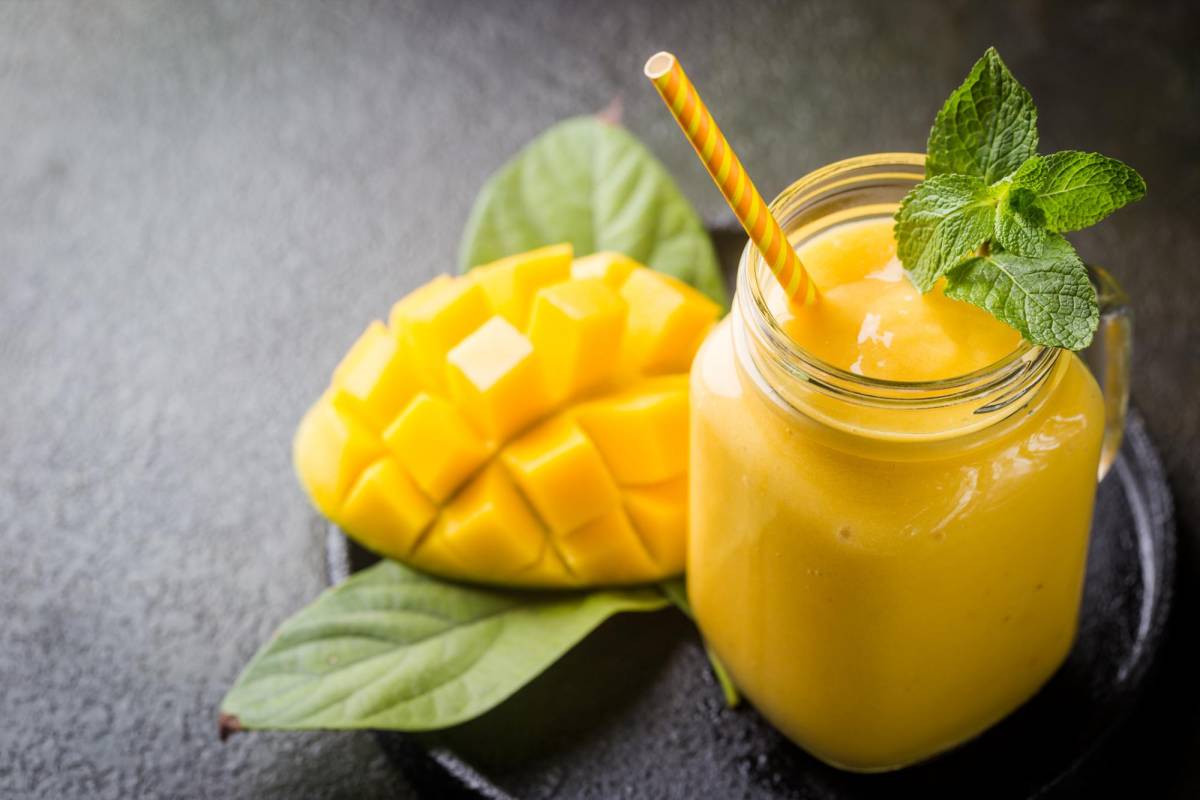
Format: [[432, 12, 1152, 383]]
[[687, 153, 1131, 772]]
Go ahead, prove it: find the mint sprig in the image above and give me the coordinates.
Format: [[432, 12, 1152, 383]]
[[945, 235, 1098, 350], [926, 48, 1038, 183], [895, 174, 998, 291], [895, 48, 1145, 349], [1010, 151, 1147, 233]]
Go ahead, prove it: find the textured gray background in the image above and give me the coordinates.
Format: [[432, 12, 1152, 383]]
[[1, 1, 1197, 798]]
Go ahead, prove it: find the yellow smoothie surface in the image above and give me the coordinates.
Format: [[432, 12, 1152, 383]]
[[769, 218, 1022, 382]]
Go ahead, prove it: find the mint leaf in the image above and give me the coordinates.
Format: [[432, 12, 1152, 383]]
[[1011, 151, 1146, 232], [896, 48, 1143, 349], [927, 48, 1038, 183], [894, 174, 998, 291], [943, 235, 1098, 349], [994, 185, 1048, 256], [459, 116, 727, 306], [221, 560, 668, 732]]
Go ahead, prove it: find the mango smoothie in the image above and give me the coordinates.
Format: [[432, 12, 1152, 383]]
[[688, 209, 1106, 770]]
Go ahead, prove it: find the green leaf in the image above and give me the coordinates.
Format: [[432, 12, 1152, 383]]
[[703, 643, 741, 709], [994, 184, 1048, 256], [658, 577, 690, 614], [896, 48, 1143, 344], [1011, 151, 1147, 232], [894, 174, 998, 291], [221, 560, 668, 732], [927, 48, 1039, 183], [459, 116, 727, 306], [943, 235, 1098, 349], [658, 579, 740, 708]]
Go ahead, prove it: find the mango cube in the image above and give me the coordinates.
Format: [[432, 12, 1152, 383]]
[[331, 321, 421, 429], [558, 508, 660, 584], [446, 317, 550, 441], [570, 252, 637, 289], [501, 415, 619, 533], [528, 278, 626, 402], [437, 463, 546, 576], [292, 390, 385, 518], [331, 319, 388, 386], [390, 275, 490, 391], [405, 525, 472, 581], [473, 243, 572, 328], [620, 269, 720, 374], [340, 457, 437, 559], [383, 393, 490, 502], [510, 548, 575, 586], [574, 376, 689, 485], [293, 247, 703, 587], [623, 477, 687, 572]]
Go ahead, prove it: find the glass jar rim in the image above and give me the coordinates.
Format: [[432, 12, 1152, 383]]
[[737, 152, 1057, 409]]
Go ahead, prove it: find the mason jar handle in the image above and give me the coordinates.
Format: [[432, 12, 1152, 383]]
[[1086, 264, 1132, 481]]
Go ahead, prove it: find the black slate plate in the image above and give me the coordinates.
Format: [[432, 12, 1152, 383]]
[[326, 409, 1174, 800]]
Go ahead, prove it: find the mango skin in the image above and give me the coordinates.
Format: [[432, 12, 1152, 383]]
[[293, 244, 720, 587]]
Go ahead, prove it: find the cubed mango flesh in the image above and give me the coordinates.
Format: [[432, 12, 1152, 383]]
[[574, 376, 689, 485], [557, 508, 660, 584], [622, 477, 687, 572], [293, 389, 385, 518], [527, 278, 626, 402], [569, 251, 637, 289], [436, 463, 546, 575], [390, 274, 490, 391], [446, 316, 550, 442], [340, 457, 437, 560], [293, 245, 720, 587], [331, 322, 420, 429], [473, 243, 572, 328], [620, 269, 721, 374], [500, 415, 620, 534], [383, 392, 490, 502]]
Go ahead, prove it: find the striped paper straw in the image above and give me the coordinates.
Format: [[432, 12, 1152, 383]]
[[644, 51, 819, 306]]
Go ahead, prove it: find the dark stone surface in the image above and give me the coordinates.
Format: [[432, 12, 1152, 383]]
[[1, 1, 1196, 798]]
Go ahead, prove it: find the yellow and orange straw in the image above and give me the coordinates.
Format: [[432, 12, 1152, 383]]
[[644, 51, 819, 307]]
